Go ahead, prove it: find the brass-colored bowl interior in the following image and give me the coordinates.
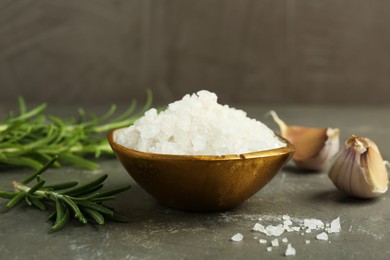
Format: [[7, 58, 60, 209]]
[[108, 129, 295, 211]]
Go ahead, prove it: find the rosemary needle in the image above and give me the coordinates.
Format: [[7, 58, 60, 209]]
[[0, 90, 152, 170], [0, 156, 131, 232]]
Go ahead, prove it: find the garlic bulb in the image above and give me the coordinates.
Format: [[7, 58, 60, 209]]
[[328, 135, 388, 198], [269, 111, 340, 171]]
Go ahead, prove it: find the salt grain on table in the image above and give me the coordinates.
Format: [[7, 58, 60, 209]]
[[271, 238, 279, 247], [259, 239, 267, 244], [231, 233, 243, 242], [303, 218, 325, 230], [285, 244, 296, 256], [252, 223, 266, 233], [266, 224, 285, 236], [326, 217, 341, 233], [228, 215, 341, 255], [316, 232, 329, 241]]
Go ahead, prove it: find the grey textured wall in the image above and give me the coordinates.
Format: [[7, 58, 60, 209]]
[[1, 0, 390, 105]]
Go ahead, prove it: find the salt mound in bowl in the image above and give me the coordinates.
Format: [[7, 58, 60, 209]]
[[108, 90, 295, 210]]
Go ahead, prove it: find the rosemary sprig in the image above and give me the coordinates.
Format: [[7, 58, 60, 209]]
[[0, 90, 152, 170], [0, 156, 130, 232]]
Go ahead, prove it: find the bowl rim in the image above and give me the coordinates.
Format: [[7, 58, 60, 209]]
[[107, 129, 295, 161]]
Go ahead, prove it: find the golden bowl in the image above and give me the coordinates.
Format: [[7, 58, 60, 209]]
[[108, 130, 294, 211]]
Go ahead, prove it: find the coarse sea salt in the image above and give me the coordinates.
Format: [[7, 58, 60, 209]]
[[285, 244, 296, 256], [303, 218, 325, 231], [316, 232, 329, 241], [232, 215, 342, 257], [115, 90, 286, 155], [325, 217, 341, 233], [231, 233, 244, 242], [271, 238, 279, 247], [252, 223, 266, 233], [265, 224, 285, 237]]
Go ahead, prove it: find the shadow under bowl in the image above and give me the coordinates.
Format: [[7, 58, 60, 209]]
[[107, 130, 295, 211]]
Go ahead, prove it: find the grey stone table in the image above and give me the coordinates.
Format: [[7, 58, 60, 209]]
[[1, 105, 390, 259]]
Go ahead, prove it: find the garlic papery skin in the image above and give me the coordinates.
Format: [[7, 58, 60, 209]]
[[269, 111, 340, 171], [328, 135, 389, 199]]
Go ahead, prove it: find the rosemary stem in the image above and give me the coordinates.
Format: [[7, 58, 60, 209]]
[[68, 143, 113, 154], [0, 143, 112, 155], [92, 119, 138, 133], [12, 181, 61, 199], [0, 124, 8, 132], [0, 147, 21, 153]]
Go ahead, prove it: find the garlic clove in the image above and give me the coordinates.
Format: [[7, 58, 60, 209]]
[[268, 111, 340, 171], [360, 138, 388, 193], [328, 135, 388, 198]]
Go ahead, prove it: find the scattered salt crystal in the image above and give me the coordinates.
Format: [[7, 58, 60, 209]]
[[252, 223, 267, 233], [259, 239, 267, 244], [316, 232, 329, 241], [325, 217, 341, 234], [266, 224, 285, 237], [291, 227, 300, 232], [115, 90, 286, 155], [283, 218, 294, 232], [271, 238, 279, 247], [283, 219, 293, 227], [303, 218, 325, 230], [285, 244, 296, 256], [228, 215, 341, 254], [231, 233, 244, 242]]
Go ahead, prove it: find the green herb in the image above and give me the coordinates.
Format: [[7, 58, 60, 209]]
[[0, 156, 130, 232], [0, 90, 152, 170]]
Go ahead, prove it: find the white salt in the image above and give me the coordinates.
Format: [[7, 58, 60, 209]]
[[271, 238, 279, 247], [316, 232, 329, 241], [115, 90, 286, 155], [325, 217, 341, 234], [266, 224, 285, 237], [267, 247, 273, 252], [291, 227, 300, 232], [303, 218, 324, 230], [282, 238, 288, 243], [283, 219, 293, 226], [231, 233, 244, 242], [259, 239, 267, 244], [305, 240, 311, 244], [285, 244, 296, 256], [283, 218, 294, 232], [252, 223, 267, 233]]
